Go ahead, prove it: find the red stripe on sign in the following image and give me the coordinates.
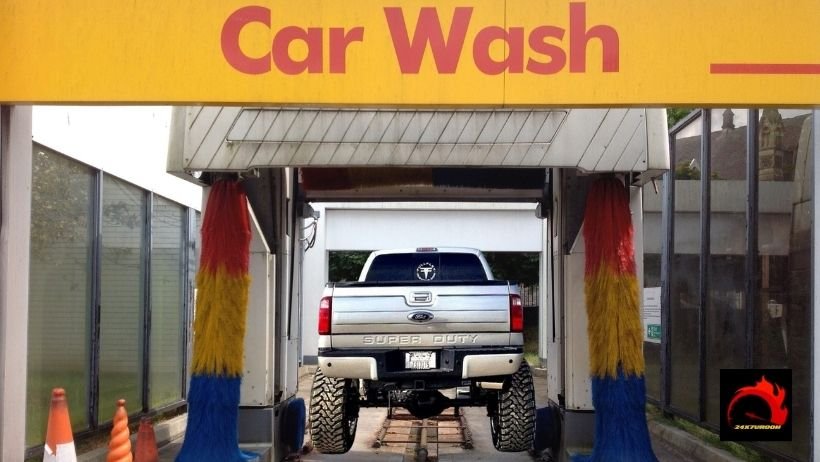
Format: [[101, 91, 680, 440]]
[[710, 63, 820, 74]]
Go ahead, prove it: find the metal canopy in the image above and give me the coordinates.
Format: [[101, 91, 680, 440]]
[[167, 107, 669, 178]]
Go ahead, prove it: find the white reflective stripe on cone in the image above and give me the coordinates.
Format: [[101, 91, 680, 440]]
[[43, 442, 77, 462]]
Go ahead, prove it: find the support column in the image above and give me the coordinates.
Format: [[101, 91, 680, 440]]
[[538, 216, 549, 369], [554, 170, 596, 457], [811, 109, 818, 462], [631, 186, 645, 324], [546, 170, 564, 406], [238, 202, 276, 446], [0, 105, 32, 460]]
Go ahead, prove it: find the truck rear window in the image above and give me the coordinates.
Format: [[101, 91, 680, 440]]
[[364, 252, 488, 282]]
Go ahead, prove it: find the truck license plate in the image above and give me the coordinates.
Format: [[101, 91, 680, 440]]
[[405, 351, 436, 370]]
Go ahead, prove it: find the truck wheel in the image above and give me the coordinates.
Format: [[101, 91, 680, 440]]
[[309, 368, 359, 454], [490, 361, 535, 452]]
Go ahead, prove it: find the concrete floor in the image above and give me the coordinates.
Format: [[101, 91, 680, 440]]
[[297, 364, 537, 461], [295, 366, 725, 462], [154, 366, 737, 462], [298, 405, 540, 462]]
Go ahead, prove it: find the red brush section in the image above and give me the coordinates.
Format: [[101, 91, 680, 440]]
[[200, 180, 251, 276], [583, 177, 635, 277]]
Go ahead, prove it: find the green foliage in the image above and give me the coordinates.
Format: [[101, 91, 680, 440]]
[[328, 251, 371, 282], [523, 313, 539, 366], [30, 149, 93, 260], [667, 108, 693, 128], [674, 161, 701, 180], [646, 404, 771, 462], [484, 252, 540, 285]]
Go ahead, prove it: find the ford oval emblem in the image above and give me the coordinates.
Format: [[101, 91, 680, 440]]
[[408, 311, 434, 323]]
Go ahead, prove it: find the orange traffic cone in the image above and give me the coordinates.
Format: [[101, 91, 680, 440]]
[[134, 417, 159, 462], [44, 388, 77, 462], [107, 399, 132, 462]]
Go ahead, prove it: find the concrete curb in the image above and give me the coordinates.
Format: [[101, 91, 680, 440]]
[[531, 367, 548, 378], [648, 419, 743, 462]]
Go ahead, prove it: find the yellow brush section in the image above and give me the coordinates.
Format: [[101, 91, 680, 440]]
[[585, 265, 644, 378], [191, 266, 251, 377]]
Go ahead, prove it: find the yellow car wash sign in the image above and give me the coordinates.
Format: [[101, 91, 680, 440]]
[[1, 0, 818, 106]]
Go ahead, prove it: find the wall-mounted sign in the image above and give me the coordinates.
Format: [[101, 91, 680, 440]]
[[643, 287, 661, 344], [1, 0, 818, 105]]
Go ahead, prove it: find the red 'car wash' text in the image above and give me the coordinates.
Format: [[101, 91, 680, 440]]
[[221, 3, 619, 76]]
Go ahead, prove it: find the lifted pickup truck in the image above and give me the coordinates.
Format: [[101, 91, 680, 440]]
[[310, 247, 535, 454]]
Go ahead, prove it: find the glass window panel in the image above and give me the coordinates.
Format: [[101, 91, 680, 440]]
[[642, 176, 664, 400], [754, 109, 812, 460], [27, 148, 93, 445], [150, 197, 184, 407], [99, 177, 145, 421], [328, 251, 370, 282], [705, 109, 748, 426], [669, 112, 702, 417]]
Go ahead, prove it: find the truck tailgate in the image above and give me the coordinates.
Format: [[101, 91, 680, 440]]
[[330, 282, 512, 336]]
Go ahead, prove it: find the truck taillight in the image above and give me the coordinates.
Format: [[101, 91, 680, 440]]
[[318, 296, 332, 335], [510, 294, 523, 333]]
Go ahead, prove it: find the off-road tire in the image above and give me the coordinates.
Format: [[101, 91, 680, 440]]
[[309, 368, 358, 454], [490, 360, 536, 452]]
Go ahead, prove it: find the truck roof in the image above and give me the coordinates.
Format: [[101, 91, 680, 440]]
[[368, 247, 483, 257]]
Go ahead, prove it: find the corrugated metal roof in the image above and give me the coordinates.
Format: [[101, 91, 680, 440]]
[[168, 107, 668, 173]]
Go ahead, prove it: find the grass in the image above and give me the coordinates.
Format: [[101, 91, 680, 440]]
[[26, 371, 90, 447], [646, 404, 772, 461], [26, 369, 183, 459], [523, 317, 540, 367]]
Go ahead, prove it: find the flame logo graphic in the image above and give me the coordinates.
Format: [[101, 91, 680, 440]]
[[726, 376, 789, 426]]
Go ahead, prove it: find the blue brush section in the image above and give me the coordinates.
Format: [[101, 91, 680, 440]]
[[573, 370, 658, 462], [176, 375, 258, 462], [281, 397, 306, 455]]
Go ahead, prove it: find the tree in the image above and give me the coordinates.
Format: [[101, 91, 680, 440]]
[[674, 161, 701, 180], [667, 108, 692, 128], [30, 148, 93, 260], [328, 251, 371, 282], [483, 252, 540, 285]]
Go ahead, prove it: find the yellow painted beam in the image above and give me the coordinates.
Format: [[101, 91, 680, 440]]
[[1, 0, 818, 105]]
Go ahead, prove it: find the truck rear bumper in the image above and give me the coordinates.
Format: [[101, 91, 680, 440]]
[[461, 353, 522, 379], [317, 347, 523, 381], [316, 356, 379, 380]]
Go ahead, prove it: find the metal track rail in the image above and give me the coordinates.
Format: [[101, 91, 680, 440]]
[[372, 407, 473, 461]]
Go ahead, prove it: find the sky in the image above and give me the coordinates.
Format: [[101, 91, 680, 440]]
[[32, 106, 202, 209]]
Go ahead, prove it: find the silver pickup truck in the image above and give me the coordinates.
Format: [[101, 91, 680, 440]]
[[309, 247, 535, 454]]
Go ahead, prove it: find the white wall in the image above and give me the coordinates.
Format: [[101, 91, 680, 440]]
[[32, 106, 201, 209], [811, 109, 818, 462], [300, 202, 544, 361]]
